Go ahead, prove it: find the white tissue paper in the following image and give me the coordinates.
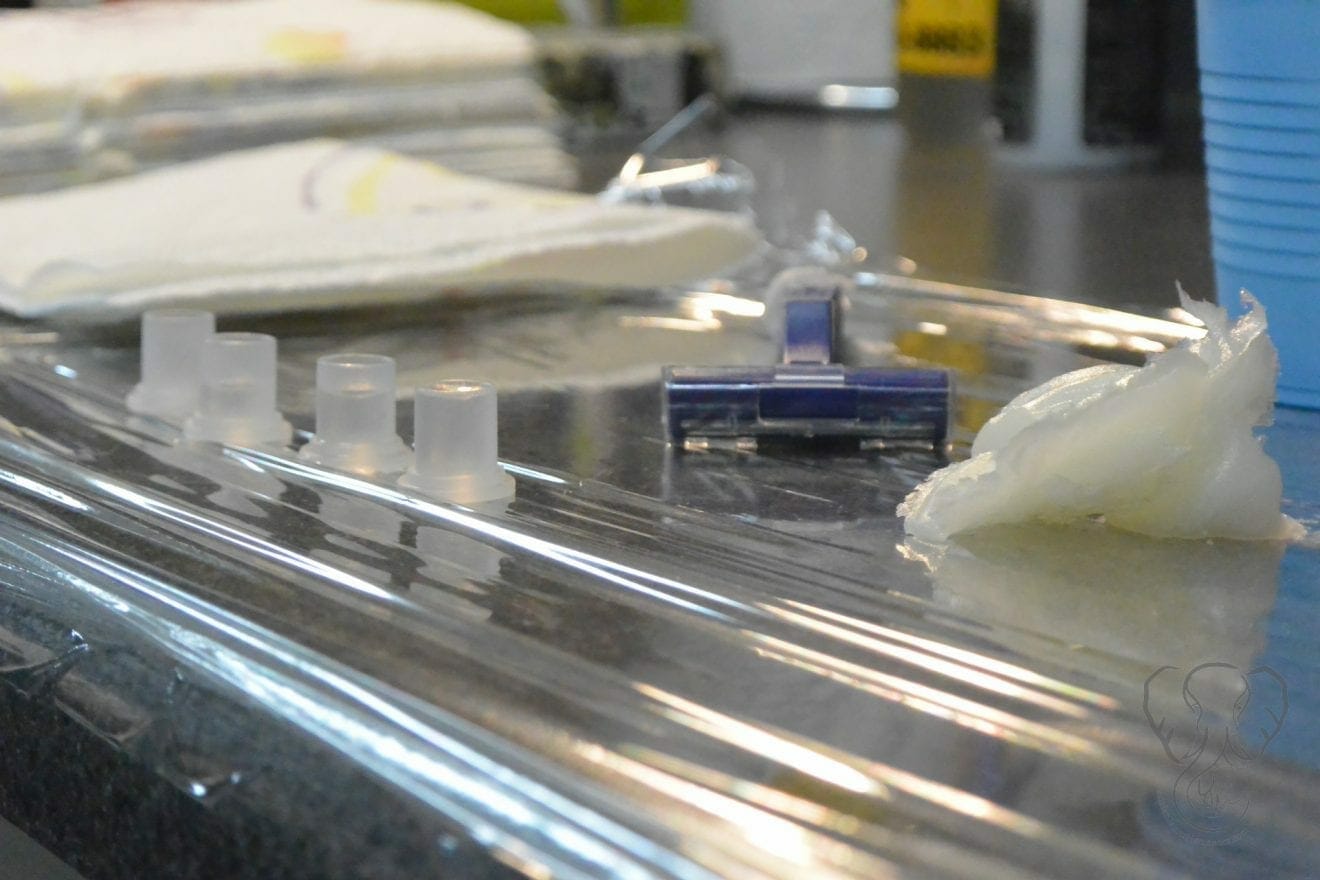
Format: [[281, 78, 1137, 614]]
[[0, 139, 761, 320]]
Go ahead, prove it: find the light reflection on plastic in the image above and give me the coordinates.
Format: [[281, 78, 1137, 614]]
[[500, 463, 568, 484], [617, 152, 646, 183], [243, 451, 748, 622], [873, 760, 1044, 836], [609, 746, 839, 829], [271, 451, 569, 488], [781, 599, 1117, 710], [686, 293, 766, 320], [33, 540, 697, 880], [817, 84, 898, 111], [573, 744, 849, 876], [629, 160, 719, 190], [0, 469, 92, 512], [748, 632, 1105, 759], [868, 273, 1203, 343], [1074, 329, 1122, 349], [760, 604, 1095, 718], [1126, 335, 1167, 355], [618, 316, 722, 333], [1166, 306, 1207, 327], [636, 684, 882, 796], [639, 647, 1061, 842], [197, 638, 693, 880], [1037, 301, 1201, 341], [87, 478, 396, 602], [226, 453, 269, 474]]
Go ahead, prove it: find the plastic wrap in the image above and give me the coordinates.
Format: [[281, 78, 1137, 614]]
[[0, 278, 1316, 877]]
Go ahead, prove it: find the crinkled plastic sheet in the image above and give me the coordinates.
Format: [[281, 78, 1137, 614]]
[[0, 276, 1316, 878]]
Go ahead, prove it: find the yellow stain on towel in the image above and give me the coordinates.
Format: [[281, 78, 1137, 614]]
[[346, 155, 404, 215], [265, 29, 348, 65], [0, 71, 36, 96], [347, 157, 470, 214]]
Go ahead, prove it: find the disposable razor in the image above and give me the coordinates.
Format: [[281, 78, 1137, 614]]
[[663, 274, 951, 451]]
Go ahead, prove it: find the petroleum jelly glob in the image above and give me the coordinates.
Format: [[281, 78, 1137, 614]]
[[899, 292, 1302, 542]]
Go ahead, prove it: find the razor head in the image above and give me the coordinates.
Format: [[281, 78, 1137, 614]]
[[664, 269, 951, 451], [663, 364, 951, 450]]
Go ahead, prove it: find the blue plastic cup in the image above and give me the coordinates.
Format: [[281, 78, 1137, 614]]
[[1206, 145, 1320, 181], [1212, 240, 1320, 279], [1210, 191, 1320, 229], [1210, 216, 1320, 254], [1212, 266, 1320, 409], [1208, 168, 1320, 206], [1202, 96, 1320, 131], [1200, 72, 1320, 104], [1199, 0, 1320, 406], [1203, 121, 1320, 155], [1198, 1, 1320, 78]]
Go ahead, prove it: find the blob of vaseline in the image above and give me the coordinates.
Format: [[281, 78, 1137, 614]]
[[899, 292, 1303, 542]]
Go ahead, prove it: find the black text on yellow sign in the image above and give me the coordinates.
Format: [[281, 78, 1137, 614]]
[[897, 0, 999, 79]]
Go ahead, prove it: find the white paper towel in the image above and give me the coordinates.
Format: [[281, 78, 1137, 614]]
[[0, 139, 761, 320], [0, 0, 535, 103]]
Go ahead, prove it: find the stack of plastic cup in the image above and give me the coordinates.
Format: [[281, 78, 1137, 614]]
[[1198, 0, 1320, 408]]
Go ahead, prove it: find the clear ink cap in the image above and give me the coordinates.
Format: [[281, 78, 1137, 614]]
[[298, 353, 409, 475], [183, 332, 292, 446], [399, 381, 514, 504], [126, 309, 215, 421]]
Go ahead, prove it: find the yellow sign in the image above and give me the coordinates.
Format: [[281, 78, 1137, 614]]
[[897, 0, 998, 79]]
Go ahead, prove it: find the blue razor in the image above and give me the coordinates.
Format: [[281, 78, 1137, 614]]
[[663, 276, 951, 450]]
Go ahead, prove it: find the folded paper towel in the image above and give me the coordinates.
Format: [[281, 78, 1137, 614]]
[[0, 0, 572, 195], [0, 139, 760, 320], [0, 0, 535, 104]]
